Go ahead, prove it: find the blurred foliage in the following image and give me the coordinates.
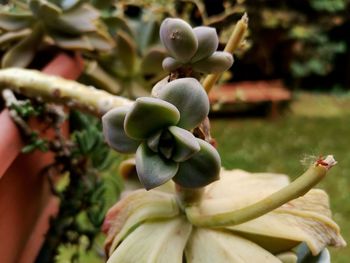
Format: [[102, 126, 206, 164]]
[[227, 0, 350, 89], [34, 110, 124, 263]]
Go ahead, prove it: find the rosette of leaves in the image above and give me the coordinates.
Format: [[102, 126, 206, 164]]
[[83, 8, 168, 97], [103, 169, 346, 263], [160, 18, 234, 75], [0, 0, 114, 68], [102, 77, 221, 190]]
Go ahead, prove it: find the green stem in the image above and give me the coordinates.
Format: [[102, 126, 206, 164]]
[[0, 68, 132, 116], [186, 156, 336, 227], [203, 13, 248, 93]]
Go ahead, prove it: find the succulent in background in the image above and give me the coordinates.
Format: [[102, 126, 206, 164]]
[[102, 78, 220, 190], [79, 4, 169, 98], [0, 0, 114, 68], [160, 18, 233, 75]]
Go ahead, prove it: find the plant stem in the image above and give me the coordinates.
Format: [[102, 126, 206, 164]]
[[186, 156, 337, 227], [203, 13, 248, 93], [0, 68, 132, 117], [175, 185, 204, 211]]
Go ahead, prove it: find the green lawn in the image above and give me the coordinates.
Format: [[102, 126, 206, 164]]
[[211, 92, 350, 263]]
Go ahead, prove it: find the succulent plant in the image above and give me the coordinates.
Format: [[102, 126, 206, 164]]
[[102, 77, 220, 190], [103, 163, 346, 263], [0, 0, 114, 68], [160, 18, 234, 74]]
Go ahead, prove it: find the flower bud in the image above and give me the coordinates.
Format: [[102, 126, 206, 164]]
[[160, 18, 198, 63]]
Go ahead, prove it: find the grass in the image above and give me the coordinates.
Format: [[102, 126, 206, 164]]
[[211, 92, 350, 263]]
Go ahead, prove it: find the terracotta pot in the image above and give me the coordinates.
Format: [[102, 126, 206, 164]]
[[0, 52, 84, 263]]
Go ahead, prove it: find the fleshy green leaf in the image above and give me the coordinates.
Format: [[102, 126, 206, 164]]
[[136, 143, 179, 190], [151, 76, 169, 97], [192, 51, 233, 74], [155, 78, 209, 130], [2, 24, 43, 68], [191, 26, 219, 62], [0, 12, 33, 31], [147, 130, 162, 152], [85, 31, 115, 51], [0, 29, 31, 47], [168, 126, 200, 162], [125, 97, 180, 140], [102, 106, 140, 153], [116, 31, 137, 74], [140, 47, 167, 75], [162, 56, 182, 72], [173, 139, 220, 188], [50, 33, 93, 50], [160, 18, 198, 63], [56, 4, 99, 34]]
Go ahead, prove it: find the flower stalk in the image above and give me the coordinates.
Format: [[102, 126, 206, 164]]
[[186, 155, 337, 227], [203, 13, 248, 93], [0, 68, 132, 116]]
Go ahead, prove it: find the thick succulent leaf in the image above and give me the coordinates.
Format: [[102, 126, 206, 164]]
[[296, 243, 330, 263], [0, 29, 30, 47], [155, 78, 209, 130], [124, 97, 180, 140], [185, 228, 280, 263], [84, 61, 121, 94], [162, 56, 182, 72], [104, 189, 180, 256], [85, 31, 115, 51], [276, 251, 297, 263], [147, 130, 162, 152], [103, 15, 134, 37], [56, 4, 99, 33], [102, 106, 140, 153], [2, 25, 43, 68], [192, 51, 233, 74], [160, 18, 198, 63], [108, 217, 192, 263], [191, 26, 219, 62], [50, 32, 93, 50], [136, 143, 179, 190], [140, 47, 167, 75], [0, 12, 33, 31], [173, 139, 220, 188], [151, 76, 169, 97], [168, 126, 200, 162], [134, 17, 160, 52], [194, 170, 346, 255], [29, 0, 62, 20], [116, 31, 137, 74]]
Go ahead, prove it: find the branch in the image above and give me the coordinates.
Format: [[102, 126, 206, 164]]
[[0, 68, 133, 117]]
